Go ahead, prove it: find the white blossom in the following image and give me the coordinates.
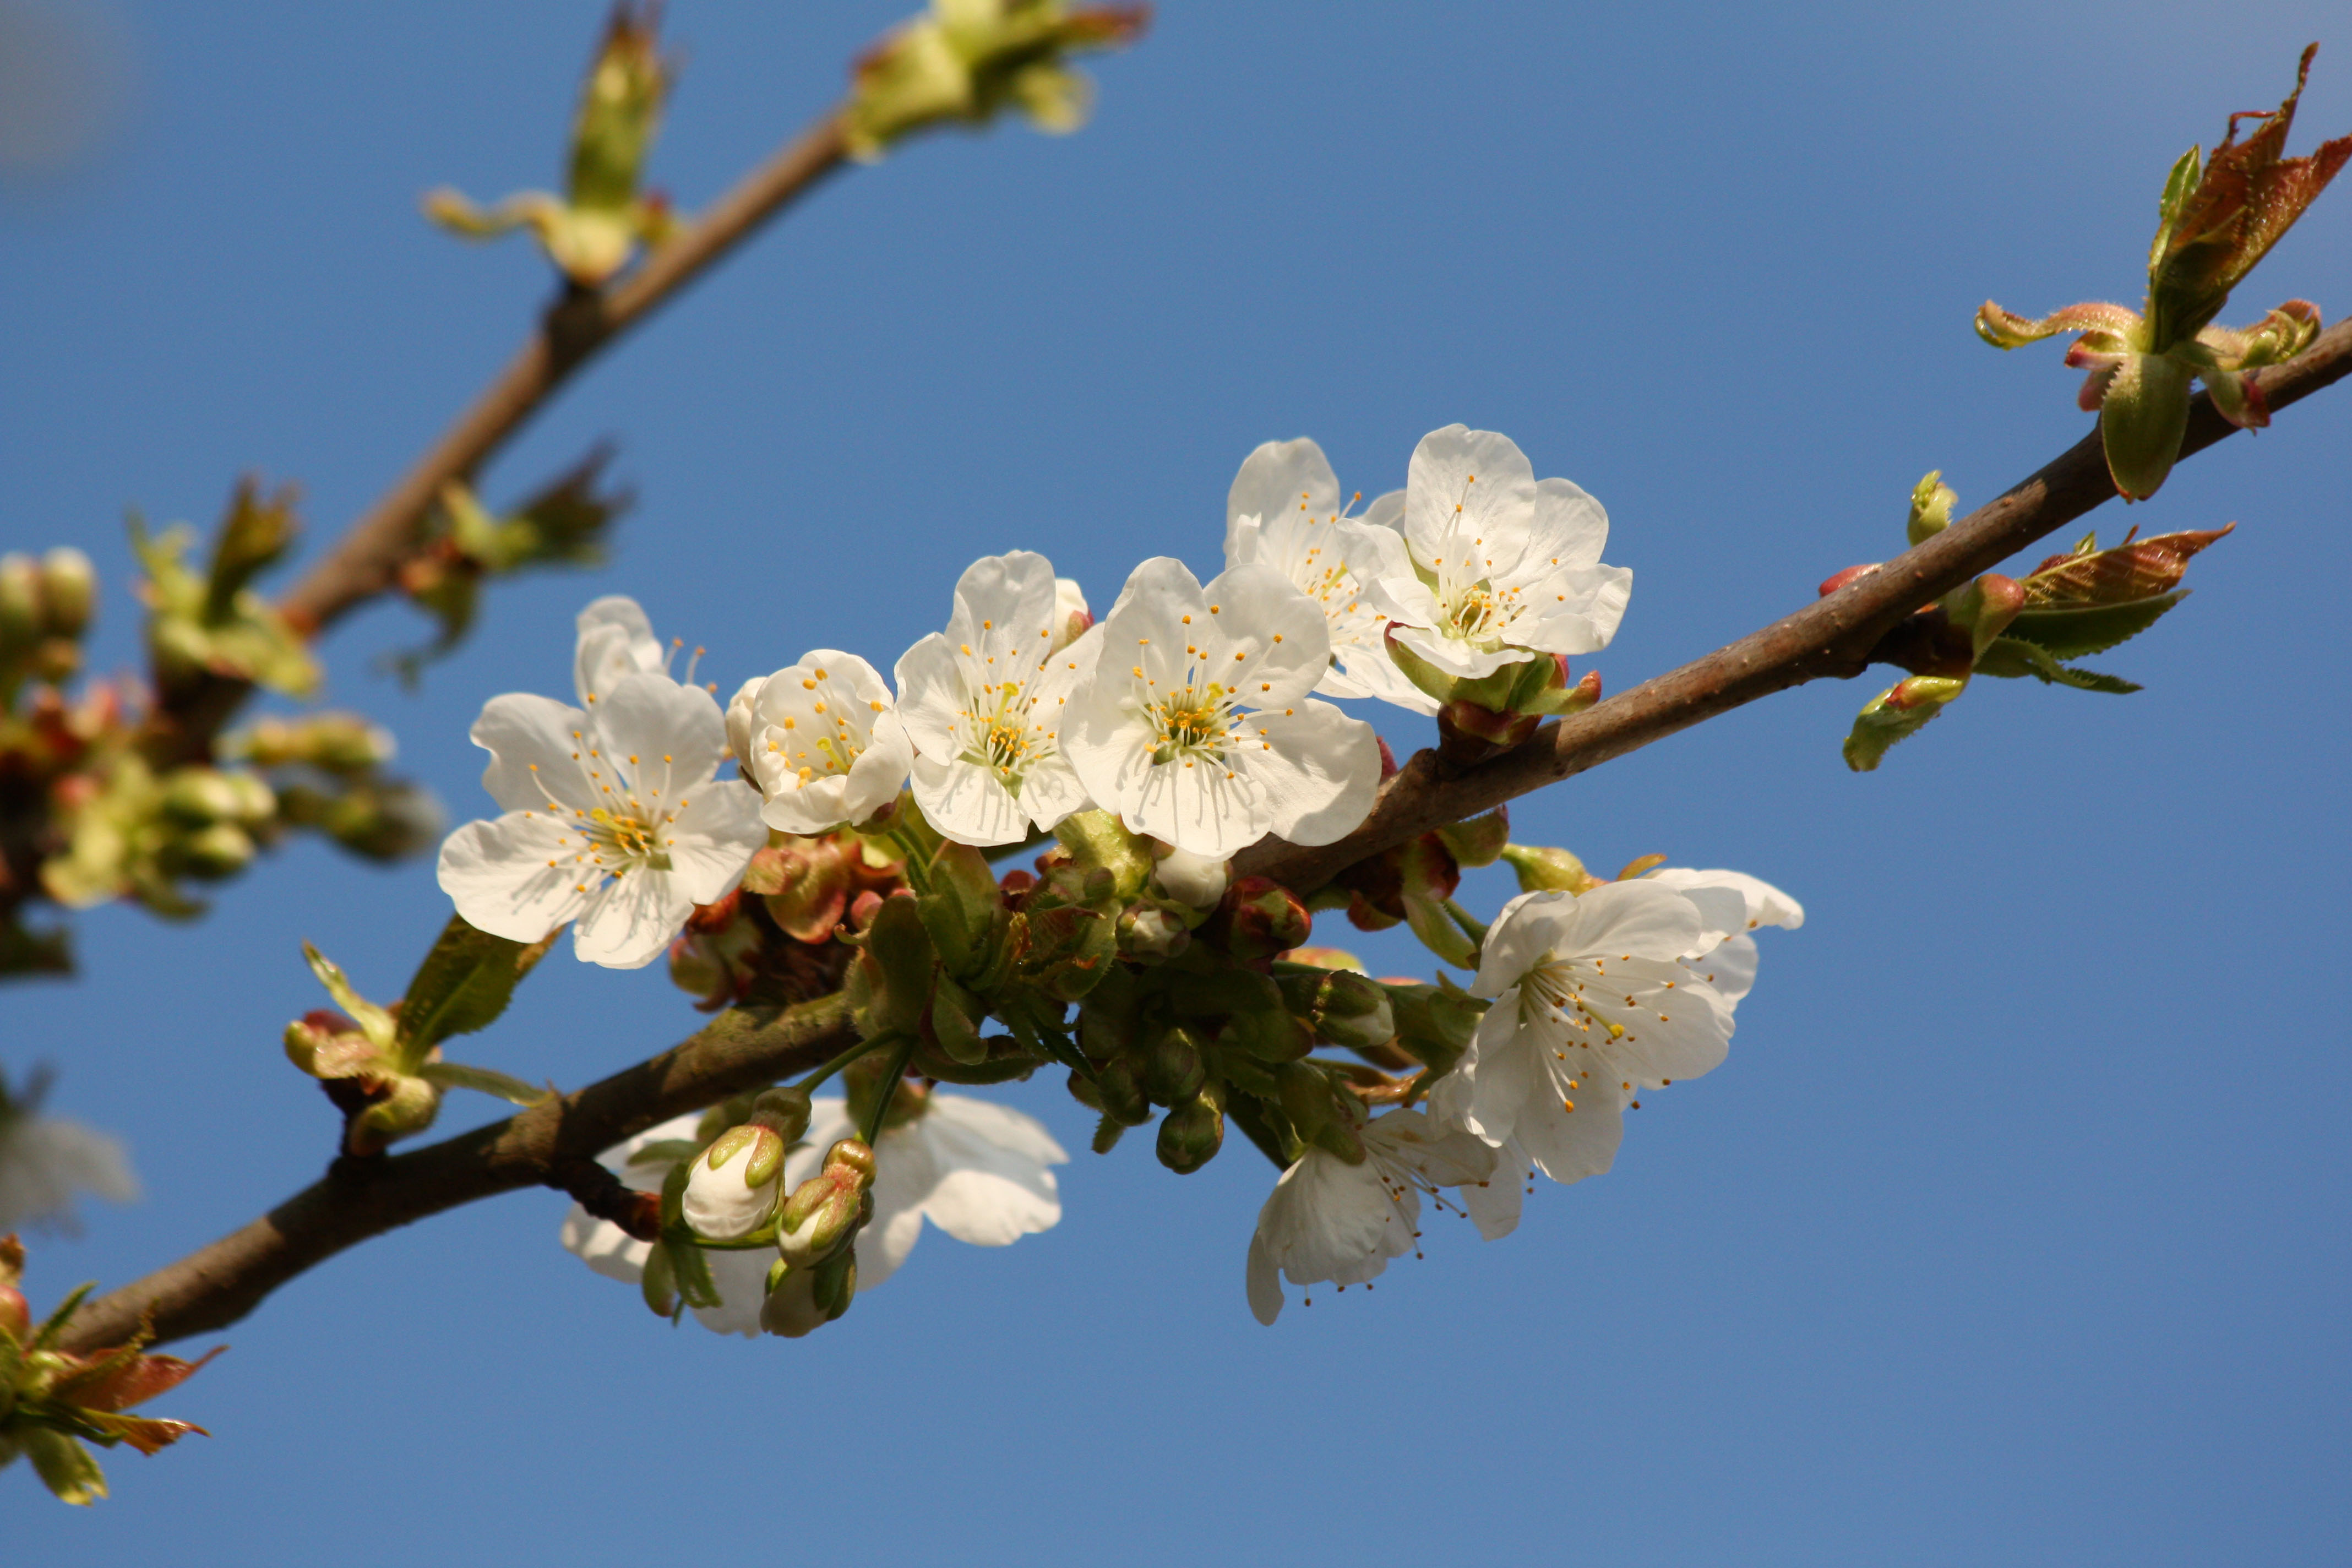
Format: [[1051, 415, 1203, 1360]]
[[788, 1090, 1066, 1291], [1429, 870, 1798, 1188], [0, 1074, 139, 1233], [1245, 1107, 1495, 1325], [744, 652, 914, 835], [560, 1111, 775, 1337], [1224, 437, 1434, 714], [1370, 424, 1632, 681], [574, 594, 670, 705], [895, 551, 1094, 846], [563, 1090, 1067, 1336], [1151, 845, 1229, 908], [1063, 556, 1382, 859], [437, 600, 767, 970]]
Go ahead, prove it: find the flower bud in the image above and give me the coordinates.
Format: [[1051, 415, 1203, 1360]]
[[1276, 966, 1395, 1052], [0, 1278, 28, 1341], [1157, 1082, 1226, 1174], [682, 1124, 786, 1239], [777, 1139, 877, 1267], [1091, 1056, 1152, 1126], [1219, 876, 1310, 964], [172, 822, 255, 880], [1843, 674, 1968, 772], [225, 712, 395, 774], [0, 554, 40, 646], [724, 676, 763, 766], [750, 1086, 814, 1145], [1151, 845, 1228, 909], [1907, 470, 1958, 546], [1117, 900, 1190, 961], [160, 767, 243, 828], [1434, 807, 1509, 869], [1050, 576, 1092, 654], [1387, 979, 1484, 1079], [1143, 1025, 1207, 1107], [220, 770, 277, 827], [39, 547, 96, 639], [1498, 844, 1604, 895], [348, 1070, 443, 1156], [1053, 809, 1153, 904], [763, 1246, 857, 1338]]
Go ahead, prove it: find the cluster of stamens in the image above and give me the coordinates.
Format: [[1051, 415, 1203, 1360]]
[[526, 730, 685, 894]]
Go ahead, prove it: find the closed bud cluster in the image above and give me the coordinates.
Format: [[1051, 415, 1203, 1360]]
[[0, 547, 97, 689], [1216, 876, 1310, 965], [131, 483, 319, 700], [221, 712, 395, 775]]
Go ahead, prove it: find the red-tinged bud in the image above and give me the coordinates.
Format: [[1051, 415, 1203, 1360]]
[[1436, 699, 1541, 765], [1375, 735, 1399, 781], [998, 867, 1036, 899], [777, 1138, 878, 1268], [1819, 562, 1882, 597], [1, 1281, 28, 1341], [847, 889, 885, 932], [1219, 876, 1311, 965]]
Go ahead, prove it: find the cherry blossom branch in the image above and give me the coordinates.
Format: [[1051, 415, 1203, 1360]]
[[58, 995, 857, 1352], [65, 317, 2350, 1353], [1239, 317, 2352, 892], [276, 115, 852, 638]]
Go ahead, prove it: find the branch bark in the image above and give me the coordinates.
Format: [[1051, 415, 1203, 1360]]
[[61, 995, 856, 1352], [278, 114, 852, 636], [73, 317, 2350, 1353], [1241, 318, 2352, 891]]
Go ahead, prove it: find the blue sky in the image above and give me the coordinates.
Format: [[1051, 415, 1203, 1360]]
[[6, 2, 2348, 1561]]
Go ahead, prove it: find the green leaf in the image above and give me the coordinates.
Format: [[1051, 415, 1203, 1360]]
[[2004, 591, 2186, 661], [395, 916, 554, 1059], [1973, 637, 2142, 694], [23, 1426, 107, 1504], [415, 1060, 551, 1106]]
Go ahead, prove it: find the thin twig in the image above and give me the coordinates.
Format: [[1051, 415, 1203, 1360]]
[[67, 319, 2351, 1352], [278, 115, 852, 636], [1239, 318, 2352, 892]]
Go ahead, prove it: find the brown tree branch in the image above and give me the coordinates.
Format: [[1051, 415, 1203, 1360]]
[[1240, 318, 2352, 891], [69, 317, 2350, 1353], [60, 994, 856, 1352], [278, 114, 853, 636]]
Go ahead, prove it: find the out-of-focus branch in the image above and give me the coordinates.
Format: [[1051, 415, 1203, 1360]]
[[278, 115, 853, 637], [69, 318, 2349, 1352], [59, 995, 856, 1352], [1239, 317, 2352, 892]]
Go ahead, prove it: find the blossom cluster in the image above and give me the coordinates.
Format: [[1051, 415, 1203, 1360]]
[[402, 423, 1800, 1333]]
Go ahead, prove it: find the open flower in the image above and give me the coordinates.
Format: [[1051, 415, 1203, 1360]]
[[0, 1069, 137, 1233], [790, 1088, 1067, 1291], [743, 653, 915, 835], [1064, 557, 1381, 859], [437, 600, 766, 970], [895, 551, 1093, 846], [1428, 872, 1795, 1186], [1244, 1106, 1496, 1325], [1370, 425, 1631, 685], [1224, 438, 1432, 714]]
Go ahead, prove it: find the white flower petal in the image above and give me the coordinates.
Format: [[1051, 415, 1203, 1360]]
[[660, 783, 766, 906], [1246, 700, 1380, 846], [1402, 424, 1538, 578], [436, 811, 592, 945], [570, 865, 692, 969], [1225, 437, 1343, 565], [574, 595, 666, 705], [472, 692, 594, 814]]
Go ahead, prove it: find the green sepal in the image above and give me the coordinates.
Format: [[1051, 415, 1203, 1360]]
[[1972, 638, 2142, 693], [658, 1161, 722, 1312], [1404, 891, 1479, 969], [415, 1059, 552, 1106], [1090, 1113, 1125, 1155], [301, 943, 394, 1048], [928, 974, 989, 1066], [2002, 591, 2187, 661], [1434, 808, 1509, 868], [639, 1237, 678, 1319]]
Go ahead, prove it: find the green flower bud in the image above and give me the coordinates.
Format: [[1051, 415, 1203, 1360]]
[[38, 547, 96, 639], [171, 822, 255, 880], [0, 554, 40, 646], [1907, 470, 1958, 546], [1276, 966, 1395, 1052], [1843, 674, 1968, 772], [752, 1086, 815, 1145], [1387, 979, 1484, 1079], [1498, 843, 1604, 895], [1143, 1025, 1207, 1107], [777, 1138, 877, 1267], [1156, 1081, 1227, 1175], [1052, 808, 1154, 903], [1091, 1056, 1151, 1126], [220, 770, 277, 827], [762, 1245, 857, 1338], [159, 767, 242, 827]]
